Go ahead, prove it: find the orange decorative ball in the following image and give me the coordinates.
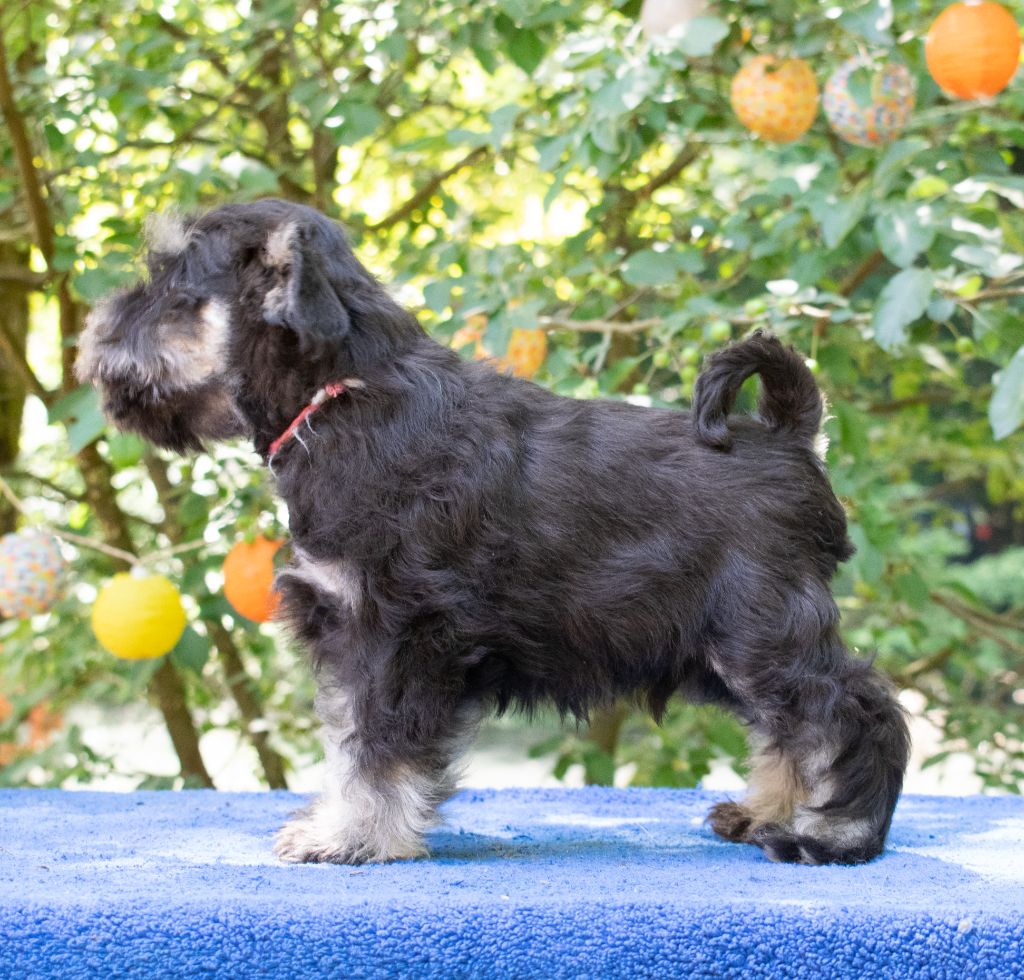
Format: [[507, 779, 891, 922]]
[[925, 2, 1021, 99], [223, 537, 282, 623], [731, 56, 820, 143], [450, 314, 488, 354], [451, 314, 548, 379], [497, 329, 548, 379]]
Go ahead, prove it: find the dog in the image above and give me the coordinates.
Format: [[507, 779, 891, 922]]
[[76, 198, 910, 866]]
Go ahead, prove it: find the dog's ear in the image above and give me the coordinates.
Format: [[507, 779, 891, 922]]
[[259, 221, 352, 344]]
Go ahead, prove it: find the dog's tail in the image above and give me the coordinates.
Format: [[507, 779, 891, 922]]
[[691, 331, 822, 451]]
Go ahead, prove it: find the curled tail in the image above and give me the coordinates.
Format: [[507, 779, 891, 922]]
[[692, 331, 823, 451]]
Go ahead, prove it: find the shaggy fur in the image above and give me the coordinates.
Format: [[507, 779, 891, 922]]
[[77, 199, 910, 866]]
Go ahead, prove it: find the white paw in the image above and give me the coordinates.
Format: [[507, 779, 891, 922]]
[[273, 802, 426, 865]]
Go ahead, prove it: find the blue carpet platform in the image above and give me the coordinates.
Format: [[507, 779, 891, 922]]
[[1, 788, 1022, 978]]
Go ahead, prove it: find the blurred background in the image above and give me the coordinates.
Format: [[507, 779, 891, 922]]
[[0, 0, 1021, 796]]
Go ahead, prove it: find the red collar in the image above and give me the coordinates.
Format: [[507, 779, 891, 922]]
[[267, 382, 348, 461]]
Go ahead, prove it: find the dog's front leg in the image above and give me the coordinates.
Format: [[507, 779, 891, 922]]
[[275, 681, 476, 865]]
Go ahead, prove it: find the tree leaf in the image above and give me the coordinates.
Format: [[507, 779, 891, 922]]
[[621, 248, 700, 286], [871, 268, 935, 351], [170, 627, 211, 674], [536, 132, 574, 171], [507, 27, 546, 74], [874, 205, 935, 267], [73, 265, 132, 303], [333, 103, 383, 145], [582, 747, 616, 786], [990, 345, 1024, 439], [927, 295, 956, 322], [106, 433, 146, 469], [873, 138, 928, 195], [953, 175, 1024, 209], [488, 104, 520, 150], [838, 0, 894, 45], [673, 17, 730, 57], [810, 190, 870, 250], [423, 280, 453, 313], [952, 244, 1024, 279], [47, 384, 107, 452], [832, 401, 870, 463], [846, 66, 876, 110]]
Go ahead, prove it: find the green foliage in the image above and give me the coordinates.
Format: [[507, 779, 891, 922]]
[[0, 0, 1021, 791]]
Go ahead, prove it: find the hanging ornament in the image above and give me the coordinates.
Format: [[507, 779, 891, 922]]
[[731, 55, 820, 143], [925, 2, 1021, 99], [223, 536, 283, 623], [639, 0, 707, 38], [451, 314, 548, 379], [823, 57, 916, 147], [0, 530, 66, 619], [501, 329, 548, 379], [92, 572, 186, 660]]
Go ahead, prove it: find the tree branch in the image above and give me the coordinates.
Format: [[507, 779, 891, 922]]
[[866, 391, 953, 414], [0, 314, 52, 403], [539, 315, 663, 335], [145, 452, 290, 788], [2, 469, 84, 503], [603, 144, 702, 244], [931, 591, 1024, 660], [970, 285, 1024, 303], [813, 249, 886, 343], [155, 15, 246, 92], [630, 144, 702, 205], [0, 264, 47, 287], [838, 249, 885, 297], [206, 620, 289, 789], [0, 33, 55, 264], [367, 144, 490, 232], [74, 443, 216, 788], [895, 644, 958, 684]]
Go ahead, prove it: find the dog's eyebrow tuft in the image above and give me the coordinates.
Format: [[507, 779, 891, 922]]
[[264, 222, 297, 269], [144, 211, 192, 256]]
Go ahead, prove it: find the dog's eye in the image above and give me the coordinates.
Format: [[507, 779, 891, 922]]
[[166, 293, 205, 315]]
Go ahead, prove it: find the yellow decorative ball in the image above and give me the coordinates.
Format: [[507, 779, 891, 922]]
[[92, 572, 187, 660]]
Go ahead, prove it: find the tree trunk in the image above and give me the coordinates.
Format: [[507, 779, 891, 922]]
[[0, 242, 29, 535], [145, 451, 289, 788], [76, 443, 215, 788], [206, 620, 289, 789], [584, 702, 629, 785]]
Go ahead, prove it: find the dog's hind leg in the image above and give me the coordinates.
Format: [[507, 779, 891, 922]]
[[706, 579, 910, 865], [274, 680, 479, 865]]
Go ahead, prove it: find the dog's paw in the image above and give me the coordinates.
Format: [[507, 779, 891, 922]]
[[274, 815, 350, 864], [274, 808, 426, 865], [707, 800, 755, 843]]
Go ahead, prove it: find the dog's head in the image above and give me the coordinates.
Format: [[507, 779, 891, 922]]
[[76, 199, 418, 452]]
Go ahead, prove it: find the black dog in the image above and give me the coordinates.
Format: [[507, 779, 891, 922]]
[[77, 199, 909, 865]]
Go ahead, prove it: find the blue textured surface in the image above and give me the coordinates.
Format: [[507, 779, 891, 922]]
[[1, 788, 1022, 978]]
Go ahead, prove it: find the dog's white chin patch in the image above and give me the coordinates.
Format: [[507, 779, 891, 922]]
[[157, 298, 232, 387], [74, 297, 116, 383]]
